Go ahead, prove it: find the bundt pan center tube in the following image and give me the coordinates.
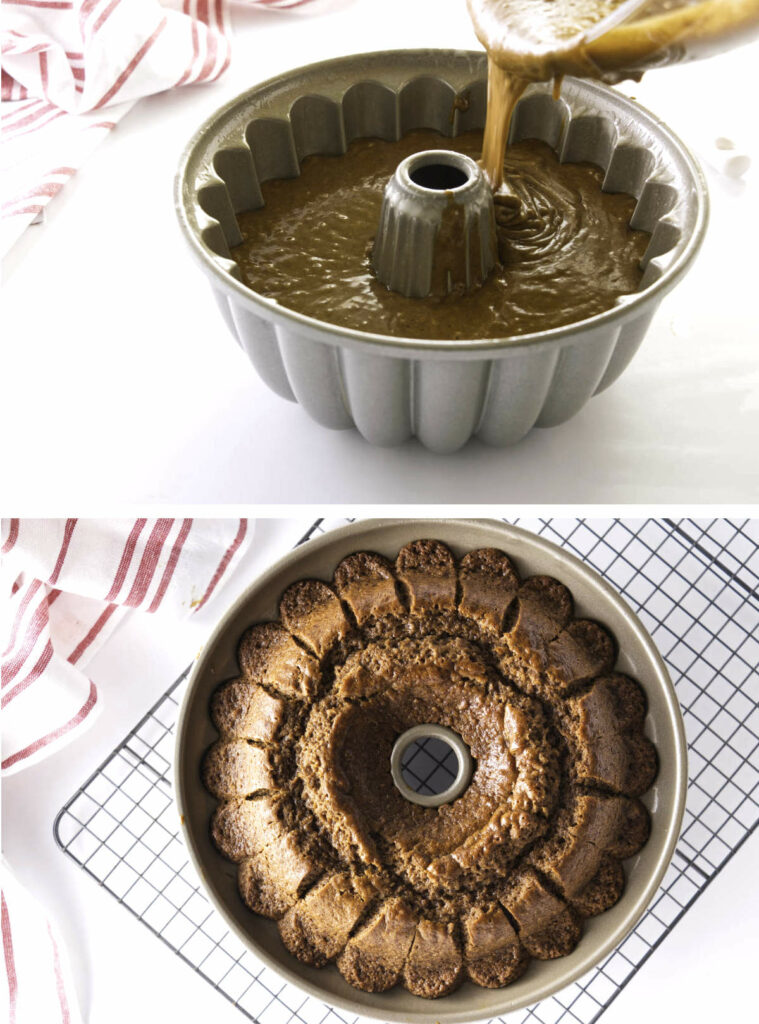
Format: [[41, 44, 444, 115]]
[[174, 519, 687, 1023], [372, 149, 498, 298], [390, 723, 475, 807], [174, 49, 708, 453]]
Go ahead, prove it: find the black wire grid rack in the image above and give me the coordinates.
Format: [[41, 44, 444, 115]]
[[54, 518, 759, 1024]]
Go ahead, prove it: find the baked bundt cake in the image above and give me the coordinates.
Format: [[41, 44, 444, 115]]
[[202, 541, 657, 998]]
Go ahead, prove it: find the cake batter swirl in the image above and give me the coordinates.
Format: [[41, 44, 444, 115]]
[[232, 131, 649, 341]]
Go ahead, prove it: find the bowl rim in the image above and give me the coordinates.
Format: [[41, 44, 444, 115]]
[[174, 47, 709, 358], [174, 518, 688, 1022]]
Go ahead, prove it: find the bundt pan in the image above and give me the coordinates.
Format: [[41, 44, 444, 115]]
[[175, 519, 687, 1022], [174, 49, 708, 453]]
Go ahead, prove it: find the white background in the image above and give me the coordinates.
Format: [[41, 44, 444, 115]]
[[2, 0, 759, 504], [2, 517, 758, 1024]]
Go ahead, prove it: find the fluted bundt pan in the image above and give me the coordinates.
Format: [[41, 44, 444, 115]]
[[175, 520, 687, 1022], [175, 50, 707, 453]]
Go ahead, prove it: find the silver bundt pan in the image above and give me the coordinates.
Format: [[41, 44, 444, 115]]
[[175, 50, 708, 453], [174, 519, 687, 1023]]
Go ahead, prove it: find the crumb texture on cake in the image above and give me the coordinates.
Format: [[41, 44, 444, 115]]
[[202, 539, 657, 998]]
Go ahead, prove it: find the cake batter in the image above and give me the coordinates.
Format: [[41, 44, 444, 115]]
[[232, 132, 649, 341]]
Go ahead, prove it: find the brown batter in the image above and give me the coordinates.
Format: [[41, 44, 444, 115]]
[[470, 1, 759, 81], [232, 131, 649, 341], [472, 0, 759, 185]]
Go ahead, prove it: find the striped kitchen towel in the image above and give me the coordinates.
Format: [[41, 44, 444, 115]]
[[1, 858, 83, 1024], [0, 518, 251, 775], [1, 0, 325, 255]]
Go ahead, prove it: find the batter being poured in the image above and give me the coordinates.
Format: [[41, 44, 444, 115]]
[[230, 0, 758, 339], [473, 0, 759, 187], [232, 132, 649, 341]]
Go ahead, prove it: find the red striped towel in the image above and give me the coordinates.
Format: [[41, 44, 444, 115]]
[[1, 518, 251, 774], [1, 0, 323, 254], [1, 859, 82, 1024]]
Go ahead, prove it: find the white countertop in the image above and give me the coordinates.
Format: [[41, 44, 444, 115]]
[[2, 0, 758, 504], [2, 517, 758, 1024]]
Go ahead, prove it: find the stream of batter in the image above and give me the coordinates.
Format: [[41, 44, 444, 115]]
[[230, 1, 759, 338], [232, 132, 648, 341], [474, 0, 759, 188]]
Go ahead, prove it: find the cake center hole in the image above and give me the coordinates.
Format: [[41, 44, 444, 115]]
[[390, 724, 473, 808], [401, 735, 459, 796], [410, 162, 469, 191]]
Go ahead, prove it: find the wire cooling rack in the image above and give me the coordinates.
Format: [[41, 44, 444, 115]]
[[54, 518, 759, 1024]]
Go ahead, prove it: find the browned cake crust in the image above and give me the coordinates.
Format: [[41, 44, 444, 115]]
[[203, 539, 657, 998], [336, 897, 417, 991]]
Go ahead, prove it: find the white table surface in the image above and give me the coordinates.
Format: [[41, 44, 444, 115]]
[[2, 517, 758, 1024], [2, 0, 758, 505]]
